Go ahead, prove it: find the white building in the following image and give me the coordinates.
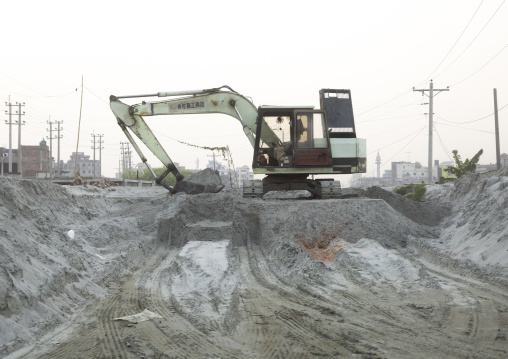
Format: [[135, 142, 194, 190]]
[[237, 165, 254, 182], [62, 152, 101, 178], [205, 160, 254, 188], [391, 161, 442, 184]]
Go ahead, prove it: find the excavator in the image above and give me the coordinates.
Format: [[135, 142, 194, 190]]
[[109, 86, 366, 199]]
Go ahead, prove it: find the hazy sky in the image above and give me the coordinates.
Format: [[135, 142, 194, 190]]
[[1, 0, 507, 183]]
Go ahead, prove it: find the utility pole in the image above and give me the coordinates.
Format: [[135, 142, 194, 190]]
[[5, 100, 25, 175], [47, 116, 53, 176], [91, 132, 97, 177], [207, 152, 218, 170], [98, 134, 104, 177], [57, 121, 62, 176], [127, 143, 132, 170], [4, 98, 13, 173], [494, 88, 501, 170], [413, 80, 449, 184], [15, 102, 25, 176], [91, 132, 96, 177], [120, 141, 126, 175], [91, 133, 105, 177], [47, 119, 63, 177]]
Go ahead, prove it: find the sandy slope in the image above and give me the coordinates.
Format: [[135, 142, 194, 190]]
[[0, 171, 507, 358]]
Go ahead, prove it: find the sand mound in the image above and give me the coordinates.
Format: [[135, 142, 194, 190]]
[[1, 170, 507, 358]]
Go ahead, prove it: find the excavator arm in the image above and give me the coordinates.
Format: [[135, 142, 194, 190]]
[[110, 86, 282, 190]]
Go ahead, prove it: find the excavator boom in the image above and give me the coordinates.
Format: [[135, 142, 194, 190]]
[[110, 86, 282, 190]]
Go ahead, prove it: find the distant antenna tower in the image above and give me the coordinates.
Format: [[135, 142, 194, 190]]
[[375, 151, 381, 178], [195, 157, 199, 170]]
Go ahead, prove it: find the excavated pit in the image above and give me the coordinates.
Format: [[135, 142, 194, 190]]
[[1, 171, 508, 358]]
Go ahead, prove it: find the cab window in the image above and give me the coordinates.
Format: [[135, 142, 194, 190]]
[[295, 112, 328, 149]]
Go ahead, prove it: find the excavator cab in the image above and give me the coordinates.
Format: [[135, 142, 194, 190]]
[[253, 107, 332, 170], [247, 89, 365, 198]]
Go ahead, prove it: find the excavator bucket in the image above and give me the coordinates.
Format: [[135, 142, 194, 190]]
[[173, 168, 225, 195]]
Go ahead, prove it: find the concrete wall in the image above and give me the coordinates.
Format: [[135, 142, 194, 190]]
[[123, 179, 155, 187]]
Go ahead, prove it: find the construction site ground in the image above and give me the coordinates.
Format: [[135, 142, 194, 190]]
[[1, 169, 508, 358]]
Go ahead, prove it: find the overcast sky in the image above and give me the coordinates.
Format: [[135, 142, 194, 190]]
[[1, 0, 507, 183]]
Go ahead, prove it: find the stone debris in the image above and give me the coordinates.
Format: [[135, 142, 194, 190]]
[[173, 168, 224, 194], [71, 172, 88, 186], [92, 178, 118, 189]]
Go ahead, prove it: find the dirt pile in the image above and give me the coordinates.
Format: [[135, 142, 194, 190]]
[[0, 178, 168, 355], [361, 185, 451, 226], [422, 169, 508, 283], [0, 170, 507, 358]]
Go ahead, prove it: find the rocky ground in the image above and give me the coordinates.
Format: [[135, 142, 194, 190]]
[[0, 169, 507, 358]]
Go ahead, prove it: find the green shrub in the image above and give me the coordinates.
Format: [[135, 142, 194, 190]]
[[409, 184, 426, 201], [394, 183, 426, 201], [394, 184, 414, 196]]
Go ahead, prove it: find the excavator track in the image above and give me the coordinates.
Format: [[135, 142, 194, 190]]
[[318, 180, 342, 199], [242, 179, 342, 199]]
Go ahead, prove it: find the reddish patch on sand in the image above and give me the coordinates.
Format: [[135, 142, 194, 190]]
[[295, 231, 349, 262]]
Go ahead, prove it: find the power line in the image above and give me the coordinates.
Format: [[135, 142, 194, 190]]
[[450, 39, 508, 87], [367, 116, 426, 139], [365, 126, 426, 177], [355, 89, 413, 118], [84, 86, 109, 105], [358, 104, 421, 123], [426, 0, 484, 80], [434, 120, 495, 134], [433, 125, 454, 162], [359, 113, 422, 123], [434, 0, 506, 80], [367, 125, 426, 155], [0, 70, 78, 98], [436, 103, 507, 124]]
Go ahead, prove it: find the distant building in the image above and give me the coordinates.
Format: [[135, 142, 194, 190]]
[[0, 147, 19, 175], [205, 160, 254, 188], [0, 140, 50, 178], [62, 152, 101, 178], [22, 142, 51, 178], [237, 165, 254, 182]]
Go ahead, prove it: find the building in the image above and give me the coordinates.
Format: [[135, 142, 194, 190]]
[[351, 159, 445, 188], [204, 160, 254, 188], [0, 147, 19, 175], [21, 142, 51, 178], [237, 165, 254, 182], [62, 152, 101, 178], [0, 139, 50, 178], [205, 159, 229, 177]]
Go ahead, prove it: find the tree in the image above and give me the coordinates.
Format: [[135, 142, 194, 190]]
[[446, 149, 483, 178]]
